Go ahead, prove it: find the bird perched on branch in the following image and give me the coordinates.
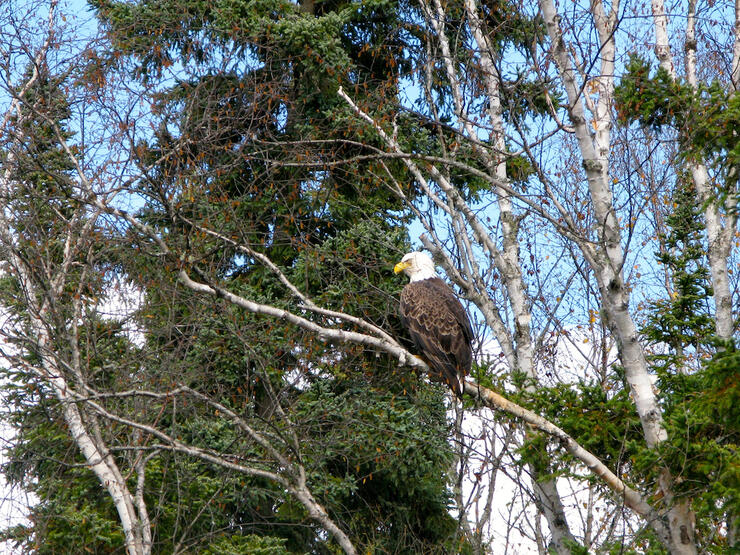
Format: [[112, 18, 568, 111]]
[[394, 251, 473, 399]]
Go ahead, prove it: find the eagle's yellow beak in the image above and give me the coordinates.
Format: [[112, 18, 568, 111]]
[[394, 261, 411, 274]]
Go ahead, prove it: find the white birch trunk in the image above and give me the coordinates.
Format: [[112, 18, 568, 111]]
[[470, 3, 579, 550], [655, 0, 737, 342], [651, 0, 675, 74], [0, 209, 150, 555], [425, 0, 579, 547], [733, 0, 740, 91], [730, 10, 740, 548], [0, 10, 151, 549], [539, 0, 701, 552], [36, 329, 149, 555], [539, 0, 666, 450], [692, 164, 736, 341], [687, 1, 739, 546]]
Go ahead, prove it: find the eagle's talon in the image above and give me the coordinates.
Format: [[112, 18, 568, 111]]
[[398, 352, 406, 366]]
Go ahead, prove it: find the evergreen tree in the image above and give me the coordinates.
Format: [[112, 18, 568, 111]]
[[1, 1, 465, 552], [641, 179, 738, 553], [643, 176, 715, 369]]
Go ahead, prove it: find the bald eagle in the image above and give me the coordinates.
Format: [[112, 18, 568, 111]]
[[394, 252, 473, 399]]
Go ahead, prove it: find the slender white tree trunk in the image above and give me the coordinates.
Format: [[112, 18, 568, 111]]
[[37, 329, 149, 555], [539, 0, 666, 450], [733, 0, 740, 91], [539, 0, 700, 552], [0, 217, 151, 555], [0, 11, 151, 548], [425, 0, 579, 548], [655, 0, 738, 342]]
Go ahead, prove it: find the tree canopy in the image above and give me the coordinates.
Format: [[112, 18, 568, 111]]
[[0, 0, 738, 553]]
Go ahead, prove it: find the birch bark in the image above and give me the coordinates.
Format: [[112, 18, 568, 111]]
[[538, 0, 700, 552], [539, 0, 666, 450], [459, 1, 578, 550], [0, 6, 151, 552], [653, 0, 738, 341], [733, 0, 740, 91], [680, 0, 740, 545], [0, 162, 150, 555]]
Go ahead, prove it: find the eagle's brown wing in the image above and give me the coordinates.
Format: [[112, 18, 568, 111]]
[[400, 277, 473, 398]]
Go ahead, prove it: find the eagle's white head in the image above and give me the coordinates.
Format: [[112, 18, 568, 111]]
[[393, 251, 438, 282]]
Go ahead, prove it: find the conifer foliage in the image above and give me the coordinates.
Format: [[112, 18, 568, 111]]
[[0, 1, 459, 553], [1, 0, 740, 553]]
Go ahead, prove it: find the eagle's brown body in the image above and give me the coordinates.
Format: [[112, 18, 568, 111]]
[[399, 276, 473, 399]]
